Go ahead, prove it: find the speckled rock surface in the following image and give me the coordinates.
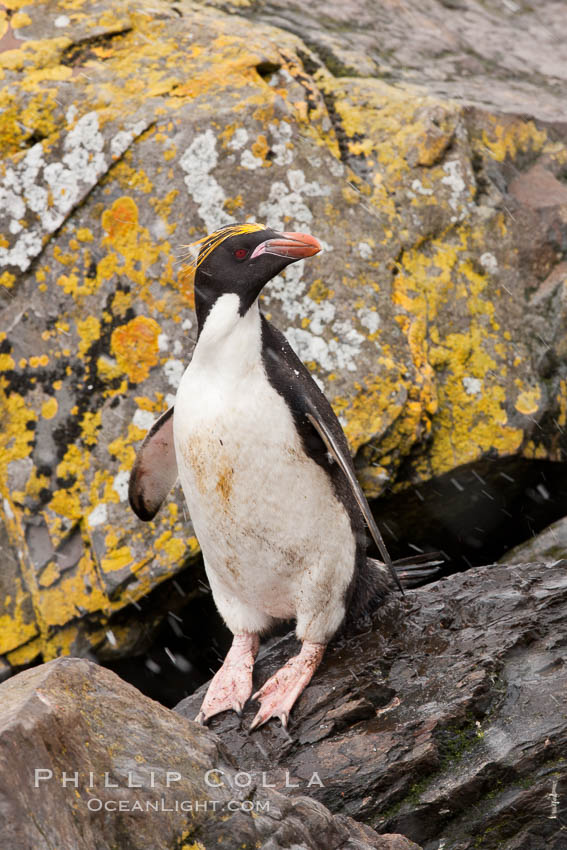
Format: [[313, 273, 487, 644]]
[[176, 561, 567, 850], [1, 0, 566, 669], [210, 0, 567, 121], [0, 656, 422, 850]]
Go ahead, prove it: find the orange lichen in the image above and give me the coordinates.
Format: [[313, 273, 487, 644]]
[[111, 315, 161, 383], [102, 195, 139, 247]]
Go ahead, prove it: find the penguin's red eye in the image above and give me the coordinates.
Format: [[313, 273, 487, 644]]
[[234, 248, 248, 259]]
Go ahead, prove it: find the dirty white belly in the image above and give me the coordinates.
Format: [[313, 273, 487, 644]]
[[173, 346, 354, 625]]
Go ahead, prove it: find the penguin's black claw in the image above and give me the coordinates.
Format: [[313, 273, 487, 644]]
[[194, 711, 207, 726], [249, 702, 274, 731], [249, 709, 289, 732]]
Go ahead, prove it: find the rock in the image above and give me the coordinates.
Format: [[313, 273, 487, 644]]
[[176, 561, 567, 849], [1, 0, 566, 671], [500, 515, 567, 564], [213, 0, 567, 120], [0, 0, 321, 670], [0, 655, 421, 850], [357, 456, 567, 574]]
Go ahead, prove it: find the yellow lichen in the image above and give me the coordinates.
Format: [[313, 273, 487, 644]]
[[77, 316, 101, 358], [41, 397, 58, 420], [0, 37, 72, 72], [0, 387, 37, 480], [29, 355, 49, 368], [11, 11, 31, 28], [308, 279, 334, 303], [0, 578, 38, 656], [0, 271, 15, 289], [480, 116, 548, 162], [100, 546, 134, 573], [515, 387, 541, 416], [154, 531, 187, 562], [80, 410, 103, 447], [0, 353, 15, 371], [38, 562, 61, 589]]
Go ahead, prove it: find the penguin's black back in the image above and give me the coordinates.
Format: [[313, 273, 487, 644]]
[[259, 314, 389, 629]]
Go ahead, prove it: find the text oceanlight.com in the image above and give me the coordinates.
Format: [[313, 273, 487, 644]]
[[87, 799, 270, 813]]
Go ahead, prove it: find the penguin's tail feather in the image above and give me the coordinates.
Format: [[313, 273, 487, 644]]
[[344, 552, 444, 632], [368, 552, 444, 589]]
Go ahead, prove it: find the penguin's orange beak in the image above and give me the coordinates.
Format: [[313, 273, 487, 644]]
[[250, 231, 321, 260]]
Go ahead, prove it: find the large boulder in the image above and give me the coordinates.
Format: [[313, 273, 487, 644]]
[[0, 655, 420, 850], [176, 560, 567, 849], [1, 0, 566, 669]]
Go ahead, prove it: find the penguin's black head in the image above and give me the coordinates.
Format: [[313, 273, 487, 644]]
[[190, 224, 321, 332]]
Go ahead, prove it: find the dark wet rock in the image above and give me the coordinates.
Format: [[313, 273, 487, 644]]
[[0, 656, 421, 850], [176, 561, 567, 849], [500, 515, 567, 565]]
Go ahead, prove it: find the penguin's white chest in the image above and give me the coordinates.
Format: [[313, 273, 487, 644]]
[[172, 296, 354, 625]]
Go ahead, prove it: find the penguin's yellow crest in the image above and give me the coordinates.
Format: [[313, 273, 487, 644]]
[[181, 223, 266, 272]]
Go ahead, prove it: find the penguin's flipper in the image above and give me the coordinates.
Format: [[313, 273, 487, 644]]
[[305, 407, 404, 596], [129, 407, 178, 521]]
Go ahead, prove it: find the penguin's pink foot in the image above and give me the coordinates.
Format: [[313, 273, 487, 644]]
[[195, 632, 260, 724], [250, 641, 326, 731]]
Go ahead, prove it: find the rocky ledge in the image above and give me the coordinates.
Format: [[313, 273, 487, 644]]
[[1, 560, 565, 849], [0, 655, 418, 850], [176, 560, 567, 849]]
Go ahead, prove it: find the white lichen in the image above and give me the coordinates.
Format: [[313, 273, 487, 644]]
[[179, 130, 234, 232], [163, 358, 185, 389], [240, 149, 263, 170], [480, 252, 498, 273], [3, 498, 14, 520], [357, 307, 380, 334], [258, 168, 328, 232], [88, 503, 108, 528], [65, 104, 77, 125], [441, 159, 466, 213], [110, 121, 147, 160], [463, 376, 483, 396], [411, 178, 433, 196], [133, 409, 156, 430], [112, 469, 130, 502], [0, 112, 149, 272], [328, 156, 344, 178], [268, 121, 293, 167], [285, 324, 363, 373], [227, 128, 248, 151]]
